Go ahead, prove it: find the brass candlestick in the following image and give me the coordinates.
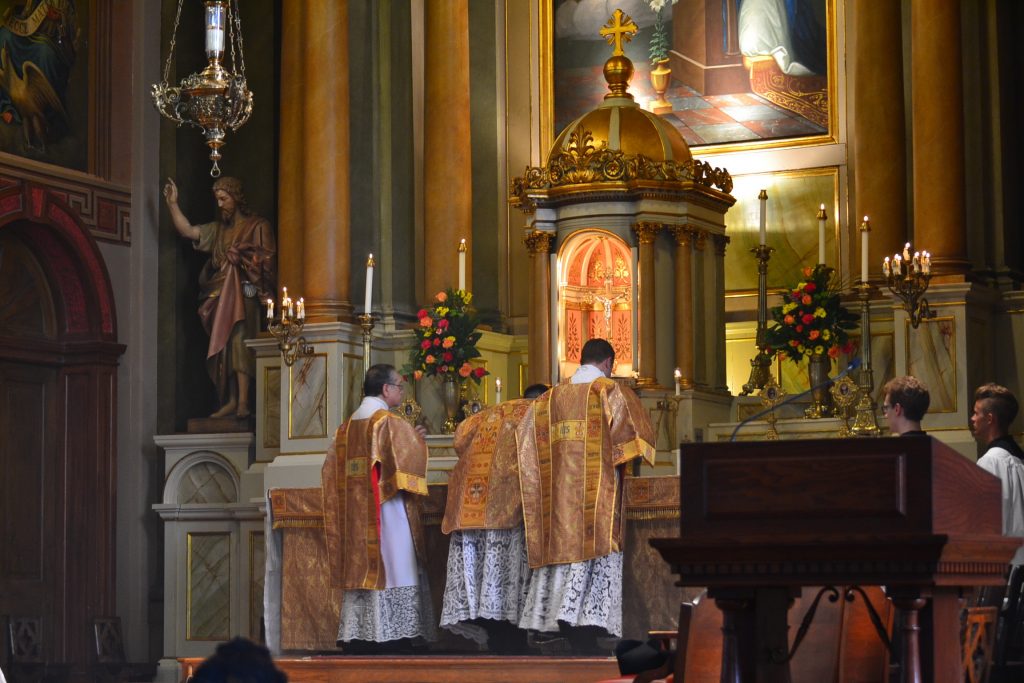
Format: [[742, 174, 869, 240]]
[[357, 313, 375, 376], [850, 283, 880, 436], [741, 243, 775, 395]]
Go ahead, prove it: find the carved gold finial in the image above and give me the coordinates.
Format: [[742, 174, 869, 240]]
[[367, 253, 376, 267], [600, 9, 638, 56], [458, 238, 467, 253], [758, 189, 768, 201]]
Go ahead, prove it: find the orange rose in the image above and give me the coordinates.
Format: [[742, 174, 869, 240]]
[[425, 354, 436, 364], [436, 291, 448, 302], [828, 345, 840, 359], [458, 362, 472, 378], [808, 329, 820, 340], [419, 317, 432, 327], [801, 294, 812, 305], [784, 314, 795, 325], [413, 370, 423, 380]]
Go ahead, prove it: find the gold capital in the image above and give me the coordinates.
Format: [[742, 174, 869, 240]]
[[633, 221, 663, 245], [668, 224, 693, 247], [599, 9, 638, 57], [523, 230, 554, 255]]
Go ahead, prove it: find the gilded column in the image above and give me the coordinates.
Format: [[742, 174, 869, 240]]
[[424, 0, 472, 297], [910, 0, 969, 277], [669, 225, 694, 389], [279, 0, 352, 320], [634, 222, 662, 388], [524, 230, 553, 386], [851, 2, 907, 278]]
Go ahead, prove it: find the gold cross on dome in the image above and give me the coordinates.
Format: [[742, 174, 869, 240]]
[[600, 9, 638, 57]]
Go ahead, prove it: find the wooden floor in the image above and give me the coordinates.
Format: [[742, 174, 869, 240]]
[[180, 655, 621, 683]]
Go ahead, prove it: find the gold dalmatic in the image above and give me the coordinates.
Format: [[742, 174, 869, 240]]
[[517, 378, 655, 568], [442, 399, 534, 534], [321, 410, 429, 590]]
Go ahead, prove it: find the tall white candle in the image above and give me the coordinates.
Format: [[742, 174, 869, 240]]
[[817, 204, 827, 264], [860, 216, 870, 283], [758, 189, 767, 245], [674, 367, 682, 396], [364, 254, 374, 313], [458, 239, 467, 290], [495, 377, 502, 404]]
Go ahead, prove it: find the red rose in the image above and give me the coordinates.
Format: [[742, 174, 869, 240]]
[[842, 342, 854, 354], [473, 367, 486, 378], [417, 309, 428, 318], [438, 319, 449, 329], [796, 325, 804, 333], [440, 365, 448, 373], [801, 313, 815, 325], [804, 282, 817, 293], [420, 340, 431, 349], [443, 352, 454, 362], [433, 338, 441, 346]]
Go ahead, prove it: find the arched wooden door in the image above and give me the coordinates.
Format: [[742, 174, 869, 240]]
[[0, 182, 124, 680]]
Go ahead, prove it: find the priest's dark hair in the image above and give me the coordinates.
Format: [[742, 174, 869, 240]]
[[524, 383, 549, 399], [191, 637, 287, 683], [364, 363, 397, 397], [974, 383, 1019, 432], [580, 338, 615, 366]]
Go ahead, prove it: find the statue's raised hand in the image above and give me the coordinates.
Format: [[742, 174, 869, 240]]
[[163, 178, 178, 205]]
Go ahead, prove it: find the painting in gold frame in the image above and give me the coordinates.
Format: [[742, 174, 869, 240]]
[[541, 0, 837, 153], [724, 168, 840, 294]]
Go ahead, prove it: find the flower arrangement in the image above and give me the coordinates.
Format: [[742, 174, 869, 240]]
[[648, 0, 678, 65], [764, 265, 859, 362], [409, 289, 489, 384]]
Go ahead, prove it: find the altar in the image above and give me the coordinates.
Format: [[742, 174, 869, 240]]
[[264, 475, 688, 652]]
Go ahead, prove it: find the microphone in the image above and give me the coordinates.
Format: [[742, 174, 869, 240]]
[[730, 358, 862, 442]]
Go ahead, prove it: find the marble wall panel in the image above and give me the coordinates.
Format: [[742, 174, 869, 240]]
[[906, 317, 957, 413], [289, 354, 328, 439], [178, 462, 237, 504], [249, 531, 265, 641], [263, 366, 281, 450], [343, 353, 363, 421], [187, 533, 231, 641]]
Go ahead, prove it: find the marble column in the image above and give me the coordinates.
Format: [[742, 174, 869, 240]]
[[424, 0, 472, 297], [634, 222, 662, 387], [279, 0, 352, 320], [851, 2, 907, 278], [670, 225, 694, 389], [524, 231, 553, 385], [910, 0, 969, 277]]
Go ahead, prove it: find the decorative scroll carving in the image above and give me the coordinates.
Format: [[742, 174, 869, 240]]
[[692, 230, 708, 252], [633, 221, 663, 245], [712, 233, 731, 256]]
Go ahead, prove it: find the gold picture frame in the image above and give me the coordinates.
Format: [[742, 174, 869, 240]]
[[538, 0, 838, 154]]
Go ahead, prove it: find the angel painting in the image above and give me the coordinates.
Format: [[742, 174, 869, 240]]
[[0, 0, 79, 153]]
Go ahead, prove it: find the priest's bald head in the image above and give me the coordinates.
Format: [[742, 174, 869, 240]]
[[580, 338, 615, 377]]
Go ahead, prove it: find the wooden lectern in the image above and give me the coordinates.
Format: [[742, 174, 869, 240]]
[[651, 436, 1021, 683]]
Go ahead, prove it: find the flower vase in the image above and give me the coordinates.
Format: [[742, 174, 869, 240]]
[[649, 58, 672, 114], [441, 376, 464, 434], [804, 353, 833, 418]]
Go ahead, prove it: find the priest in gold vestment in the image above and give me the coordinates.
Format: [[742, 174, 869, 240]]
[[321, 364, 437, 650], [439, 383, 549, 651], [516, 339, 655, 650]]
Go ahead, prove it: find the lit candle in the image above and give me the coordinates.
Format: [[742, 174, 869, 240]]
[[674, 367, 682, 396], [458, 239, 467, 291], [281, 287, 291, 320], [266, 298, 274, 320], [883, 257, 891, 278], [903, 242, 911, 262], [205, 2, 226, 56], [758, 189, 767, 245], [495, 377, 502, 404], [817, 204, 827, 265], [364, 254, 374, 314], [893, 254, 902, 276], [859, 216, 870, 283], [297, 298, 305, 320], [922, 251, 931, 274]]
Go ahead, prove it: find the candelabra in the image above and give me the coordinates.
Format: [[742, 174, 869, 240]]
[[849, 283, 881, 435], [357, 313, 375, 376], [266, 287, 312, 367], [883, 243, 935, 328], [741, 244, 775, 395]]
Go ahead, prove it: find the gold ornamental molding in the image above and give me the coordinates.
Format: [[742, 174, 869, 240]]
[[509, 127, 733, 213], [712, 233, 731, 256], [523, 230, 555, 254], [632, 221, 663, 244]]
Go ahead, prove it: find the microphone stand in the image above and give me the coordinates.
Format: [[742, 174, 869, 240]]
[[731, 359, 862, 441]]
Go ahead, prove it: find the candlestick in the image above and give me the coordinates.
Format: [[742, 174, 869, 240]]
[[458, 239, 467, 291], [674, 367, 682, 397], [495, 377, 502, 404], [758, 189, 767, 245], [884, 241, 935, 328], [817, 204, 827, 264], [364, 254, 375, 313], [859, 216, 870, 283], [740, 243, 775, 395]]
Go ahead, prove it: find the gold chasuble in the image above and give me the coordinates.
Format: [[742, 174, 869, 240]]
[[442, 399, 533, 534], [517, 378, 655, 568], [322, 409, 429, 590]]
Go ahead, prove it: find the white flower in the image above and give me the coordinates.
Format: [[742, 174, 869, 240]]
[[648, 0, 678, 10]]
